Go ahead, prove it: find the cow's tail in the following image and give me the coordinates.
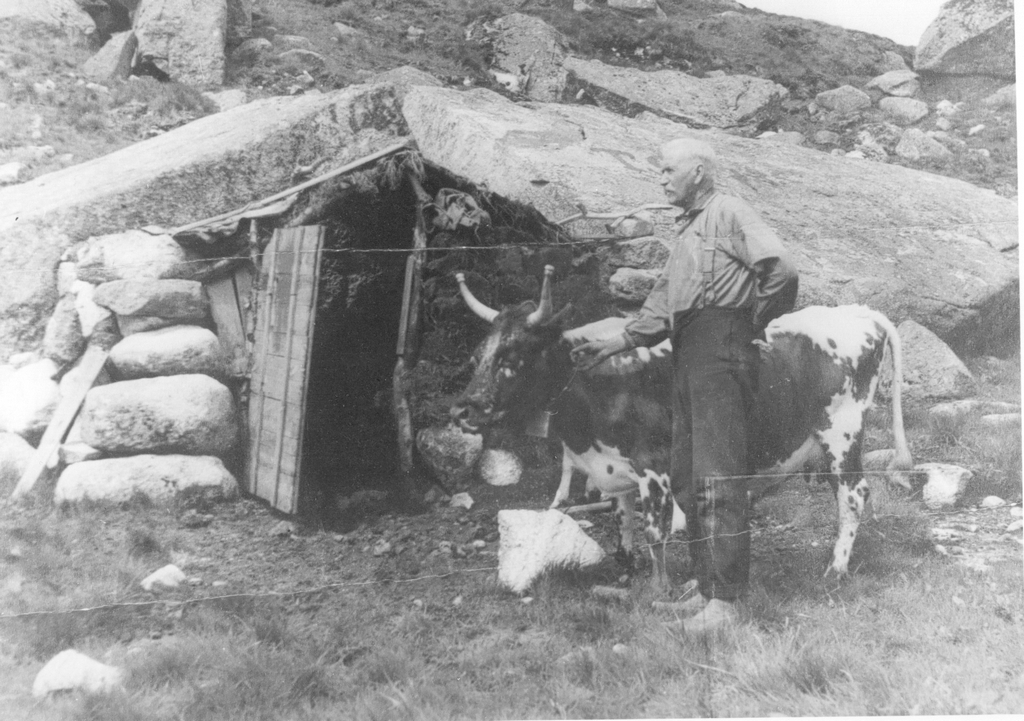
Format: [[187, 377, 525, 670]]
[[875, 312, 913, 472]]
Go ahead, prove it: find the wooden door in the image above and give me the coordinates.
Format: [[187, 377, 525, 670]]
[[247, 226, 324, 513]]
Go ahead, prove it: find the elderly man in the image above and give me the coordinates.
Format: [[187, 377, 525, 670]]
[[572, 138, 798, 633]]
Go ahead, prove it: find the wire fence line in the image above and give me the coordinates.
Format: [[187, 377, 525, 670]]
[[1, 216, 1015, 279], [0, 500, 1014, 623]]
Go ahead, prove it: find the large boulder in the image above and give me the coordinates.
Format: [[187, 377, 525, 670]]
[[401, 86, 1019, 356], [81, 30, 137, 82], [490, 14, 569, 102], [42, 293, 86, 367], [815, 85, 871, 114], [894, 319, 975, 401], [108, 325, 226, 379], [92, 278, 207, 317], [416, 424, 483, 487], [0, 432, 35, 496], [54, 454, 238, 504], [865, 70, 920, 98], [914, 0, 1015, 79], [108, 321, 226, 376], [0, 0, 96, 39], [564, 58, 788, 129], [80, 374, 238, 455], [133, 0, 227, 87], [76, 232, 198, 284], [0, 360, 60, 442], [0, 84, 407, 359], [879, 97, 930, 126]]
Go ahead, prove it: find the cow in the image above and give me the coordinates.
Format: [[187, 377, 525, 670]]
[[450, 265, 913, 591]]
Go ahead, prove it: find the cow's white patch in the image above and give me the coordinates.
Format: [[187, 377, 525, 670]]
[[562, 442, 640, 496], [766, 305, 883, 371]]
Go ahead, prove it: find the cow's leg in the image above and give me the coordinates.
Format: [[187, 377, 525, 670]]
[[823, 429, 869, 577], [550, 445, 575, 508], [640, 472, 674, 594], [612, 491, 637, 567]]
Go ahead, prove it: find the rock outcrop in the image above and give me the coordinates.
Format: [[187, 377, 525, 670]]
[[914, 0, 1015, 79], [133, 0, 227, 86], [81, 30, 137, 82], [0, 0, 96, 39], [893, 320, 975, 401], [0, 85, 407, 359], [564, 57, 788, 129], [401, 86, 1018, 355], [490, 14, 569, 102]]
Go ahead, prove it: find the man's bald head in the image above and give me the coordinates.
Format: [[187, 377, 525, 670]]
[[658, 138, 717, 208]]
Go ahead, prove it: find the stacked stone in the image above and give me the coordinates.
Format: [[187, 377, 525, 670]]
[[1, 229, 240, 504]]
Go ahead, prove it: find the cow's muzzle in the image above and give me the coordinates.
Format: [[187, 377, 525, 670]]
[[450, 401, 504, 433]]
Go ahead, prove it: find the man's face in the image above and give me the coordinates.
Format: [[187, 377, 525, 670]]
[[659, 151, 703, 209]]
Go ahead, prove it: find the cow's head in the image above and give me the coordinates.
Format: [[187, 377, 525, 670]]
[[450, 265, 572, 433]]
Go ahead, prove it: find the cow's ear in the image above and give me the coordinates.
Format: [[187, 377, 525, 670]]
[[541, 304, 573, 331]]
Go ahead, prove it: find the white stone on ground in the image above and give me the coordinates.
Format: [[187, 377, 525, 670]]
[[980, 495, 1005, 508], [54, 454, 238, 504], [498, 509, 606, 594], [32, 649, 123, 697], [918, 463, 973, 509], [140, 564, 186, 591], [479, 448, 522, 486], [865, 69, 920, 97], [0, 359, 60, 441], [71, 280, 112, 338], [449, 492, 473, 510]]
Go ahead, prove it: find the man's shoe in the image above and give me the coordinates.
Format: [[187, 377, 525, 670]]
[[681, 598, 740, 635]]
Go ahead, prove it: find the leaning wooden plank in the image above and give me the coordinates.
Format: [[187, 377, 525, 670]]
[[207, 271, 249, 377], [11, 346, 109, 500]]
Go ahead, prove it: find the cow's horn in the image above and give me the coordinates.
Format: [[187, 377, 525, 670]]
[[454, 272, 499, 322], [526, 265, 555, 326]]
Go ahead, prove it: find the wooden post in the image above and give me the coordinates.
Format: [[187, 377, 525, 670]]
[[392, 173, 432, 502]]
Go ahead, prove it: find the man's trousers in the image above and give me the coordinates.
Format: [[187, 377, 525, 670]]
[[670, 308, 758, 601]]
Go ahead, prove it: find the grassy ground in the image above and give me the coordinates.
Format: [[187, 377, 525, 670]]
[[1, 372, 1021, 718]]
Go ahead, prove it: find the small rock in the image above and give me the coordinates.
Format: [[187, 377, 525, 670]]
[[140, 564, 186, 591], [32, 650, 123, 697], [212, 580, 228, 588], [270, 520, 294, 537], [934, 544, 949, 556], [452, 594, 463, 607], [406, 25, 425, 41], [895, 128, 950, 161], [980, 413, 1021, 428], [919, 463, 973, 509], [980, 496, 1005, 509], [278, 49, 326, 70], [334, 22, 364, 39], [879, 97, 929, 125], [180, 510, 213, 529], [0, 162, 27, 185], [612, 643, 628, 654], [1010, 507, 1022, 518], [521, 596, 534, 604], [438, 541, 453, 555], [845, 150, 866, 159], [813, 130, 840, 145], [951, 595, 965, 606], [968, 124, 985, 136], [450, 492, 474, 510], [815, 85, 871, 114], [479, 448, 522, 486], [1005, 520, 1023, 533], [472, 539, 486, 549], [412, 598, 424, 609], [935, 116, 952, 131], [372, 539, 393, 556], [810, 540, 820, 548]]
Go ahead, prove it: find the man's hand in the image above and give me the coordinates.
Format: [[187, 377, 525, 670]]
[[570, 333, 632, 371]]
